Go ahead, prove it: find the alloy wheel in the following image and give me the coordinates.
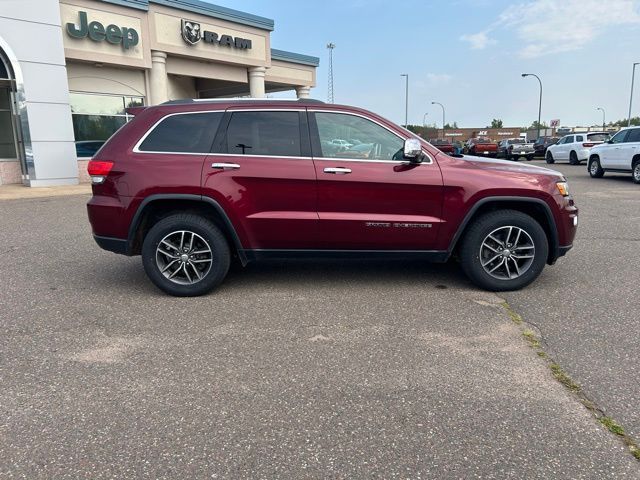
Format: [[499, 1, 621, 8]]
[[634, 163, 640, 182], [590, 160, 600, 176], [155, 230, 213, 285], [479, 226, 535, 280]]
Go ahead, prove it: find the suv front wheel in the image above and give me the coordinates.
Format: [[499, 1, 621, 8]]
[[142, 213, 231, 296], [588, 156, 604, 178], [458, 210, 549, 291]]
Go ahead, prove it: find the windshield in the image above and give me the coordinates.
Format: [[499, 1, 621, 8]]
[[509, 139, 524, 144]]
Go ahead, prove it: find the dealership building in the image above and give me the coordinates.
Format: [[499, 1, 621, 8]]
[[0, 0, 319, 186]]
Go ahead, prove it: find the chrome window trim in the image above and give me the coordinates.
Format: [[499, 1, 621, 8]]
[[132, 107, 434, 164], [132, 110, 225, 154], [133, 109, 304, 155], [309, 109, 433, 165]]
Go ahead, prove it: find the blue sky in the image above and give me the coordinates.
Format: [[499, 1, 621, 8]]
[[214, 0, 640, 128]]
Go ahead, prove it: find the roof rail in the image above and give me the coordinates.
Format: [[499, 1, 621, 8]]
[[161, 98, 325, 106]]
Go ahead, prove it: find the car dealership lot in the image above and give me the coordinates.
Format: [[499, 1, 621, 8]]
[[0, 166, 639, 477]]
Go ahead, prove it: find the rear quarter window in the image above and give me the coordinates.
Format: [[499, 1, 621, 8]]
[[138, 112, 223, 153]]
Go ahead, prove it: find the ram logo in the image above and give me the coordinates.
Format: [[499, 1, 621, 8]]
[[181, 19, 201, 45]]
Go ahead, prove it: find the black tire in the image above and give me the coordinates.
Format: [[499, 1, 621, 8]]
[[141, 213, 231, 296], [569, 151, 579, 165], [633, 160, 640, 184], [458, 210, 549, 291], [546, 152, 554, 164], [526, 156, 533, 161], [588, 156, 604, 178]]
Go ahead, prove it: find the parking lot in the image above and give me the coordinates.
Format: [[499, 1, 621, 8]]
[[1, 161, 639, 478]]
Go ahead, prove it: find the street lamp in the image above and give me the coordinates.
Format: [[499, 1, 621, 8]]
[[422, 112, 428, 127], [596, 107, 606, 131], [400, 74, 409, 127], [628, 63, 639, 127], [431, 101, 445, 139], [522, 73, 542, 140]]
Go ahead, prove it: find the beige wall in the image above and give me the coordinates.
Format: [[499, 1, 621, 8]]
[[167, 74, 196, 101], [149, 4, 270, 68], [67, 61, 146, 96], [60, 0, 151, 68], [266, 60, 315, 87], [165, 56, 247, 83], [60, 0, 315, 102]]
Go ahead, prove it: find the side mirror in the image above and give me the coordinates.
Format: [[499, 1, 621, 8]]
[[403, 138, 423, 162]]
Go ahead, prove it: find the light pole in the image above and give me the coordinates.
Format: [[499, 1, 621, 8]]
[[596, 107, 605, 131], [431, 101, 445, 139], [422, 112, 428, 127], [400, 74, 408, 127], [522, 73, 542, 140], [628, 63, 639, 127]]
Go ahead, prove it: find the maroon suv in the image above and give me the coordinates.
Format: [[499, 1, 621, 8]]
[[87, 99, 578, 296]]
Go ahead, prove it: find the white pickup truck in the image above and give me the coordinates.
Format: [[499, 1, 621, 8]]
[[588, 127, 640, 184]]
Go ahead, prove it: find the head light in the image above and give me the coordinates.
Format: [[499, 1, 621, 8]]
[[556, 181, 570, 196]]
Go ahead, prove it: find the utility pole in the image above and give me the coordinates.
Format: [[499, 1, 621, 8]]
[[400, 74, 408, 127], [326, 43, 335, 104], [522, 73, 542, 139], [431, 101, 445, 139], [596, 107, 605, 131], [628, 63, 639, 127]]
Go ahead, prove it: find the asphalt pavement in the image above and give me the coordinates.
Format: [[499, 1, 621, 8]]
[[503, 160, 640, 440], [0, 170, 639, 478]]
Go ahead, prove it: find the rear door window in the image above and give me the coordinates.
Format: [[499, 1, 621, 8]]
[[225, 111, 302, 157], [575, 135, 584, 142], [138, 112, 223, 153], [625, 128, 640, 143]]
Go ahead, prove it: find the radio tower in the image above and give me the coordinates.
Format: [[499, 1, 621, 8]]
[[327, 43, 335, 103]]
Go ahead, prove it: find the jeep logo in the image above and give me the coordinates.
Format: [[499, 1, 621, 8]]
[[66, 11, 139, 50], [180, 19, 252, 50]]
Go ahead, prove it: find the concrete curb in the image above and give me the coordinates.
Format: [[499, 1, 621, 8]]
[[0, 184, 91, 201]]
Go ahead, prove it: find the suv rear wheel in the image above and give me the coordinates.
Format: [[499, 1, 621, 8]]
[[546, 152, 554, 164], [458, 210, 549, 291], [633, 159, 640, 184], [569, 151, 579, 165], [142, 213, 230, 296], [589, 156, 605, 178]]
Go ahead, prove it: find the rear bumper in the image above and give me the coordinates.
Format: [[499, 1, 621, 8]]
[[558, 244, 572, 257], [93, 235, 128, 255]]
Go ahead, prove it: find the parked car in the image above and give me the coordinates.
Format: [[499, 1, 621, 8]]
[[498, 138, 535, 161], [588, 126, 640, 183], [329, 138, 352, 150], [87, 98, 577, 296], [429, 138, 455, 154], [546, 132, 609, 165], [465, 137, 498, 157], [533, 137, 560, 157]]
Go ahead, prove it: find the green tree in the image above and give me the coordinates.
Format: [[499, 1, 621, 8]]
[[443, 121, 458, 129], [609, 117, 640, 127], [491, 118, 503, 128]]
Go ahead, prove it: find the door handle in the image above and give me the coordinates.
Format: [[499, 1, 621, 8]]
[[211, 162, 240, 169], [323, 167, 352, 174]]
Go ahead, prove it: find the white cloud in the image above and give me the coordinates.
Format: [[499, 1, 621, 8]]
[[461, 0, 640, 57], [460, 31, 495, 50], [425, 73, 453, 86]]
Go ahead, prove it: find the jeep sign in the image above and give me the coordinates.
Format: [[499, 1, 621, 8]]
[[66, 11, 139, 50]]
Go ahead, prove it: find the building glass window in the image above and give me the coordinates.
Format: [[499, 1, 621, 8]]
[[0, 87, 17, 158], [70, 93, 144, 152]]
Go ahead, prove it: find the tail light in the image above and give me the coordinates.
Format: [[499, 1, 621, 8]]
[[87, 160, 114, 185], [582, 142, 596, 147]]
